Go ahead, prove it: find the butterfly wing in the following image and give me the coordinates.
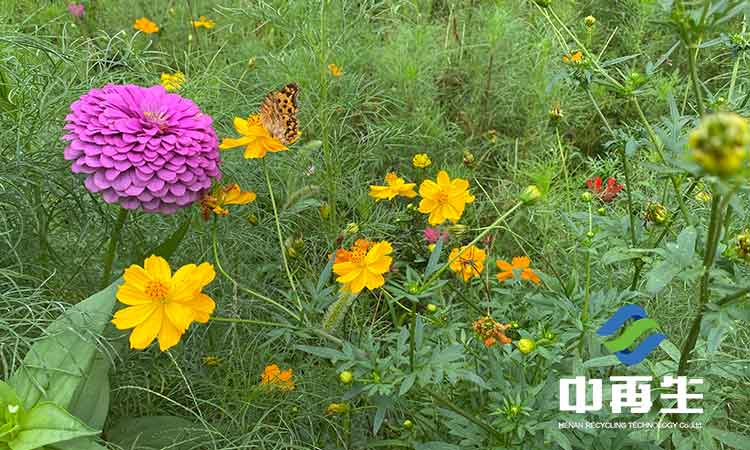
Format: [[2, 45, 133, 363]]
[[260, 83, 300, 145]]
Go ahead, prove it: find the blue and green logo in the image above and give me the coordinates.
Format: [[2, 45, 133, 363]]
[[597, 304, 665, 366]]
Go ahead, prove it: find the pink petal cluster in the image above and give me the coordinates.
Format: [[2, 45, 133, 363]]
[[63, 84, 221, 214], [68, 3, 85, 18], [423, 227, 449, 244]]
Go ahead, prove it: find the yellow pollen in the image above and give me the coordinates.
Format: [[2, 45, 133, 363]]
[[145, 281, 169, 302]]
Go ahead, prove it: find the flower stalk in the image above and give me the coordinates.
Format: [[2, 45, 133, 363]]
[[99, 208, 128, 289]]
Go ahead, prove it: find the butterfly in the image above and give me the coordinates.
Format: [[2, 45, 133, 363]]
[[260, 83, 300, 145]]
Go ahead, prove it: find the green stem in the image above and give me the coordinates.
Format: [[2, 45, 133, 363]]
[[262, 159, 303, 313], [99, 208, 128, 289], [420, 201, 524, 290], [687, 44, 705, 116], [579, 203, 593, 354], [677, 192, 728, 375], [556, 127, 572, 214], [631, 96, 691, 224], [210, 316, 297, 328], [427, 391, 502, 441], [409, 302, 417, 371], [211, 220, 301, 322]]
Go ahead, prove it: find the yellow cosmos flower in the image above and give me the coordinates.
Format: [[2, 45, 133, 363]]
[[200, 183, 257, 219], [369, 172, 417, 201], [418, 170, 474, 225], [112, 255, 216, 351], [333, 239, 393, 293], [134, 17, 159, 34], [192, 15, 215, 29], [326, 403, 350, 415], [160, 71, 185, 92], [449, 245, 486, 281], [260, 364, 295, 391], [220, 115, 289, 159], [412, 153, 432, 168], [328, 63, 343, 77], [496, 256, 541, 285], [562, 51, 583, 64]]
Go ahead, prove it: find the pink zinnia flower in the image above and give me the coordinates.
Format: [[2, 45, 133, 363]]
[[63, 84, 221, 214], [68, 3, 85, 18], [423, 227, 449, 244], [586, 176, 623, 203]]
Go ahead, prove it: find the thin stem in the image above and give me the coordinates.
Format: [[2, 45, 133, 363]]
[[262, 159, 303, 312], [687, 45, 705, 116], [631, 96, 691, 224], [210, 316, 297, 329], [409, 302, 417, 371], [578, 203, 593, 355], [677, 192, 728, 375], [211, 220, 301, 322], [421, 201, 524, 290], [556, 127, 572, 214], [99, 208, 128, 289]]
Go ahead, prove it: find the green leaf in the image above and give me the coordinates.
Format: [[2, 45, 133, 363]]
[[659, 340, 681, 362], [0, 380, 20, 408], [10, 403, 98, 450], [583, 355, 620, 368], [415, 442, 461, 450], [106, 416, 196, 450], [706, 427, 750, 449], [8, 280, 120, 410], [645, 261, 681, 295], [66, 354, 109, 430], [424, 237, 444, 277], [315, 254, 335, 294], [142, 215, 191, 260], [399, 373, 416, 396], [49, 437, 108, 450], [295, 345, 346, 361]]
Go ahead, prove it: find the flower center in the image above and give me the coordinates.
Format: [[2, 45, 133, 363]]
[[145, 280, 169, 303], [436, 190, 450, 204], [143, 110, 169, 130]]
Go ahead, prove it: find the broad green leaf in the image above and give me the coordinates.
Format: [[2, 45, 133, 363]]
[[66, 354, 109, 430], [315, 254, 335, 294], [8, 280, 119, 410], [10, 402, 98, 450], [645, 261, 682, 295], [706, 427, 750, 449], [142, 215, 191, 260], [659, 340, 681, 362], [583, 355, 620, 368], [415, 442, 461, 450], [0, 380, 20, 408], [424, 237, 444, 277], [399, 373, 416, 396], [106, 416, 196, 450], [295, 345, 346, 361], [49, 437, 107, 450]]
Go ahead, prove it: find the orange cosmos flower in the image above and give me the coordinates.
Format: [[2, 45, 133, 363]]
[[418, 170, 474, 225], [472, 316, 512, 348], [192, 16, 215, 29], [200, 183, 257, 219], [328, 63, 343, 77], [562, 51, 583, 64], [260, 364, 295, 391], [369, 172, 417, 201], [220, 115, 290, 159], [333, 239, 393, 293], [448, 245, 486, 281], [112, 256, 215, 351], [496, 256, 541, 285], [134, 17, 159, 34]]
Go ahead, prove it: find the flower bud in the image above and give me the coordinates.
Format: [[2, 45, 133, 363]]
[[689, 112, 750, 177], [597, 207, 606, 216], [549, 105, 563, 122], [463, 149, 475, 166], [426, 303, 438, 313], [517, 338, 536, 354], [339, 371, 353, 384], [520, 185, 542, 204], [447, 223, 468, 238], [246, 214, 258, 225], [345, 222, 359, 234], [319, 203, 331, 219], [403, 419, 414, 430], [736, 230, 750, 262], [584, 15, 596, 27], [694, 191, 711, 203], [581, 192, 593, 202], [644, 203, 669, 225]]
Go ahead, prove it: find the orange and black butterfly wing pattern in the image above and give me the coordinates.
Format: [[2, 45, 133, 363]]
[[259, 83, 300, 145]]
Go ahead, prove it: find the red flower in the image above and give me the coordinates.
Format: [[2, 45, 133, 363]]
[[586, 176, 623, 203]]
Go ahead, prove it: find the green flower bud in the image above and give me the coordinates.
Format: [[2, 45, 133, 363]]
[[517, 338, 536, 354], [426, 303, 438, 313], [403, 419, 414, 430], [584, 15, 596, 27], [520, 185, 542, 204], [689, 112, 750, 178], [339, 370, 353, 384]]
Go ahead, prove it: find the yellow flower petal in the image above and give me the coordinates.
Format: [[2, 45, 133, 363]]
[[158, 316, 182, 351], [165, 302, 195, 333], [144, 255, 171, 281], [112, 304, 157, 330], [128, 306, 164, 350]]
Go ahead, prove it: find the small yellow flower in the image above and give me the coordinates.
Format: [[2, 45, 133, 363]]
[[134, 17, 159, 34], [418, 170, 474, 225], [562, 51, 583, 64], [412, 153, 432, 168], [220, 115, 289, 159], [160, 71, 185, 92], [202, 355, 222, 367], [260, 364, 295, 391], [584, 15, 596, 28], [695, 191, 712, 203], [496, 256, 541, 285], [111, 256, 216, 351], [449, 245, 486, 282], [325, 403, 349, 415], [192, 15, 215, 29], [333, 239, 393, 293], [328, 63, 343, 77], [369, 172, 417, 201], [200, 183, 256, 219]]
